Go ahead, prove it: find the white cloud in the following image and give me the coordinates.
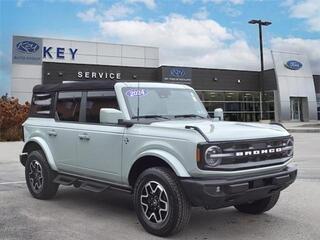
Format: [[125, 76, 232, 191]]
[[77, 8, 99, 22], [288, 0, 320, 32], [127, 0, 156, 9], [221, 5, 242, 17], [103, 3, 134, 20], [192, 7, 209, 19], [77, 3, 134, 22], [69, 0, 98, 4], [99, 15, 261, 70], [271, 37, 320, 74]]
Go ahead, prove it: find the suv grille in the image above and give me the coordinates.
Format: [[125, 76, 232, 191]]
[[199, 136, 293, 171]]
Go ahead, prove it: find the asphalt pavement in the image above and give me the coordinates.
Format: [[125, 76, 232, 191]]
[[0, 133, 320, 240]]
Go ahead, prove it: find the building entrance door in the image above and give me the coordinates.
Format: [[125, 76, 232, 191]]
[[290, 97, 302, 121]]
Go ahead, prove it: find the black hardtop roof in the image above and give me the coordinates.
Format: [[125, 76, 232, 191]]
[[33, 81, 116, 93]]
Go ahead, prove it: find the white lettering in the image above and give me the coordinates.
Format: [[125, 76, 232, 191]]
[[269, 149, 275, 153], [91, 72, 97, 78], [261, 149, 268, 154], [276, 148, 282, 152], [253, 150, 260, 155], [236, 152, 243, 156], [116, 73, 121, 80], [85, 72, 90, 78], [77, 71, 83, 78], [109, 73, 115, 79], [98, 72, 104, 78], [245, 151, 252, 156]]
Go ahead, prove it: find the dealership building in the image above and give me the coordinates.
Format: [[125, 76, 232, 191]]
[[12, 35, 320, 122]]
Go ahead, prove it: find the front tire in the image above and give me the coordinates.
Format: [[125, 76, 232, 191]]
[[234, 191, 280, 214], [133, 167, 191, 236], [25, 150, 59, 200]]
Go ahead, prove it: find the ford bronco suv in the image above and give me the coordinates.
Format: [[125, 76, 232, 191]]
[[20, 81, 297, 236]]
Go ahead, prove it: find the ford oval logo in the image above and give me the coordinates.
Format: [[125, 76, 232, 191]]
[[16, 41, 40, 54], [284, 60, 303, 70], [170, 68, 185, 77]]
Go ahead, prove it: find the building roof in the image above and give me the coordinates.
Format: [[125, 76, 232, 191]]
[[33, 81, 116, 93]]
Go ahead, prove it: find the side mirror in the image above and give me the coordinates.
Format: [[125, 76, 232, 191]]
[[214, 108, 224, 121], [100, 108, 124, 124]]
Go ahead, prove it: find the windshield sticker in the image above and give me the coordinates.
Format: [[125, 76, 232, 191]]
[[126, 89, 148, 97]]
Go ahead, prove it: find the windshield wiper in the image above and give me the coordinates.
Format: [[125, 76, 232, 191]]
[[132, 115, 169, 119], [174, 114, 206, 119]]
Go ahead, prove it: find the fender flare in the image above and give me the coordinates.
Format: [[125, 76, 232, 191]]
[[135, 149, 190, 177], [23, 137, 58, 171]]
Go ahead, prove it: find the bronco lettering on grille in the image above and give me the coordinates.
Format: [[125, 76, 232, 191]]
[[235, 147, 282, 157]]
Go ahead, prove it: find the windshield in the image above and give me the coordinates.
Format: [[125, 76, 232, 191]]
[[122, 87, 209, 119]]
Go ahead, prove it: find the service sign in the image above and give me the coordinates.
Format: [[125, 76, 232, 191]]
[[12, 36, 43, 65]]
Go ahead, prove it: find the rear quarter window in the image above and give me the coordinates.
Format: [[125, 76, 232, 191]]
[[29, 93, 54, 117]]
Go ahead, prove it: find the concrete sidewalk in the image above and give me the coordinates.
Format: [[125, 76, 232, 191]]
[[281, 121, 320, 133]]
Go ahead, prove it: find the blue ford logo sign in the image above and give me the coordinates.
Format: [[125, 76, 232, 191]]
[[16, 40, 40, 54], [170, 68, 186, 77], [284, 60, 303, 70]]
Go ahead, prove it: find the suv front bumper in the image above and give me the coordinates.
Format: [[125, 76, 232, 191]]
[[180, 165, 297, 209]]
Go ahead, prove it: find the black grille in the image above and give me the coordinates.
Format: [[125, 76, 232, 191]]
[[198, 136, 293, 171]]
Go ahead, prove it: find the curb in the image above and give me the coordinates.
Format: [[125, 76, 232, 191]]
[[287, 128, 320, 133]]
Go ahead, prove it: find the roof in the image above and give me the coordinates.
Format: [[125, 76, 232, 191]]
[[33, 81, 116, 93]]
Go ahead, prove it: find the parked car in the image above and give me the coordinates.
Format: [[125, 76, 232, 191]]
[[20, 81, 297, 236]]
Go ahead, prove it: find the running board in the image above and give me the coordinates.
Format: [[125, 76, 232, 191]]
[[53, 174, 131, 193], [54, 175, 77, 185]]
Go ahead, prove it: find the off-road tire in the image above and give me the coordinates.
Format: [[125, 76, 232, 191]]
[[133, 167, 191, 236], [25, 150, 59, 199], [234, 191, 280, 214]]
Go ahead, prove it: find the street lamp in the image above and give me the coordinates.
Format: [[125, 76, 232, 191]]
[[248, 19, 272, 120]]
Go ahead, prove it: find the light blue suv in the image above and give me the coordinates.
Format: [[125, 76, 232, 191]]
[[20, 81, 297, 236]]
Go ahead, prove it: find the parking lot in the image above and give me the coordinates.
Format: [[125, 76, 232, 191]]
[[1, 133, 320, 240]]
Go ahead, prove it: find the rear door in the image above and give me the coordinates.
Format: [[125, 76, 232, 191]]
[[75, 91, 125, 184]]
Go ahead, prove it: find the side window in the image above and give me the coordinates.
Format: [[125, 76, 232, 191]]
[[56, 92, 82, 122], [86, 91, 119, 123], [30, 93, 53, 117]]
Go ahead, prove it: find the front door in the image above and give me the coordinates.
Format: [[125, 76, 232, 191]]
[[76, 125, 124, 183], [290, 97, 302, 121], [76, 90, 124, 184]]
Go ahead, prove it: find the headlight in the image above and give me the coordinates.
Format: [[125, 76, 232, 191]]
[[204, 146, 222, 167], [283, 137, 294, 157]]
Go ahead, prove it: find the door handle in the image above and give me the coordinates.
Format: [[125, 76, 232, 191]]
[[79, 133, 90, 141], [47, 130, 57, 137]]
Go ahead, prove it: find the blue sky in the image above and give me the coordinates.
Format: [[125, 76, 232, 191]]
[[1, 0, 320, 95]]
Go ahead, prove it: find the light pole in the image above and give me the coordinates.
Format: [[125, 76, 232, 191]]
[[248, 19, 272, 120]]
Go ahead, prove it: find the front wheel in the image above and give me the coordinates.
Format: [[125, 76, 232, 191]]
[[234, 191, 280, 214], [133, 167, 191, 237], [25, 150, 59, 200]]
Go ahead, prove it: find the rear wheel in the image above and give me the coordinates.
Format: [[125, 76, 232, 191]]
[[234, 192, 280, 214], [25, 150, 59, 199], [133, 167, 191, 236]]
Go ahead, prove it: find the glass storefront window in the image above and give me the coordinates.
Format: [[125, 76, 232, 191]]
[[224, 92, 239, 101], [316, 94, 320, 120], [196, 90, 275, 122], [264, 91, 275, 102]]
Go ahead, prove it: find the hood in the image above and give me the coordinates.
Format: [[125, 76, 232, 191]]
[[150, 119, 289, 142]]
